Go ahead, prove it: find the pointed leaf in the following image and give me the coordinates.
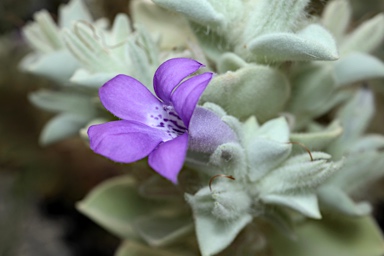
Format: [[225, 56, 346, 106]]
[[133, 215, 193, 247], [77, 175, 158, 239], [39, 113, 91, 145], [201, 65, 290, 122], [20, 50, 79, 83], [151, 0, 226, 30], [58, 0, 93, 28], [261, 193, 321, 219], [318, 186, 371, 217], [249, 24, 338, 62], [341, 13, 384, 54], [322, 0, 352, 41], [290, 120, 343, 151], [267, 215, 384, 256], [334, 53, 384, 86], [194, 213, 252, 256]]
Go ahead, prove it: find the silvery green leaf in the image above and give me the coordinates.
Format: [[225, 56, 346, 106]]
[[29, 90, 95, 115], [39, 113, 91, 145], [115, 240, 180, 256], [34, 10, 62, 48], [110, 13, 132, 44], [267, 215, 384, 256], [261, 193, 321, 219], [318, 186, 371, 216], [327, 88, 374, 158], [193, 212, 252, 256], [189, 22, 230, 62], [341, 13, 384, 54], [290, 120, 343, 151], [258, 152, 343, 194], [77, 175, 157, 239], [248, 24, 338, 62], [62, 25, 125, 73], [133, 215, 193, 247], [70, 69, 118, 87], [58, 0, 93, 28], [349, 134, 384, 153], [328, 151, 384, 194], [247, 139, 291, 182], [243, 117, 292, 181], [131, 0, 195, 50], [321, 0, 351, 42], [242, 116, 260, 143], [217, 52, 247, 73], [151, 0, 226, 30], [334, 52, 384, 87], [244, 0, 310, 39], [201, 65, 290, 122], [20, 50, 79, 83], [253, 117, 290, 143], [288, 65, 334, 115]]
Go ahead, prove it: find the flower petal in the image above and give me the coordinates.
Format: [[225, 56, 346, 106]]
[[148, 133, 189, 184], [153, 58, 204, 103], [171, 72, 213, 127], [99, 74, 163, 123], [88, 120, 166, 163]]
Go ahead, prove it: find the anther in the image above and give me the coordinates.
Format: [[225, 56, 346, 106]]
[[286, 141, 313, 161], [209, 174, 236, 192]]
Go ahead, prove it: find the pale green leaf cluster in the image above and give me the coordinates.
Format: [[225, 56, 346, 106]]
[[18, 0, 384, 255]]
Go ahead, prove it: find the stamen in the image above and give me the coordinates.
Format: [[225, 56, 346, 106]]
[[286, 141, 313, 161], [209, 174, 236, 192]]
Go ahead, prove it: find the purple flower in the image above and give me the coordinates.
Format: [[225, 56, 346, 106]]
[[88, 58, 213, 183]]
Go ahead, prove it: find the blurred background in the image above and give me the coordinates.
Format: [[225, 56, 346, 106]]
[[0, 0, 383, 255]]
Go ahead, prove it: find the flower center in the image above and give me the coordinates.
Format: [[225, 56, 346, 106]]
[[149, 105, 187, 140]]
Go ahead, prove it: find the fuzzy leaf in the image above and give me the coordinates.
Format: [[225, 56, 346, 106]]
[[133, 215, 194, 247], [70, 69, 118, 87], [248, 24, 338, 62], [77, 175, 158, 239], [217, 52, 247, 73], [349, 134, 384, 153], [151, 0, 225, 29], [322, 0, 351, 42], [328, 151, 384, 194], [261, 193, 321, 219], [193, 212, 252, 256], [290, 120, 343, 151], [20, 50, 79, 83], [39, 113, 91, 145], [334, 52, 384, 86], [267, 215, 384, 256], [258, 152, 343, 194], [341, 13, 384, 54], [201, 65, 290, 122], [318, 186, 371, 217], [29, 90, 95, 114], [327, 88, 374, 158], [58, 0, 93, 28], [131, 0, 194, 50]]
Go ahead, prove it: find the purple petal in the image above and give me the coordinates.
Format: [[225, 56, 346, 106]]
[[100, 74, 162, 123], [171, 72, 213, 127], [88, 120, 168, 163], [148, 133, 189, 184], [153, 58, 204, 104], [188, 107, 238, 153]]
